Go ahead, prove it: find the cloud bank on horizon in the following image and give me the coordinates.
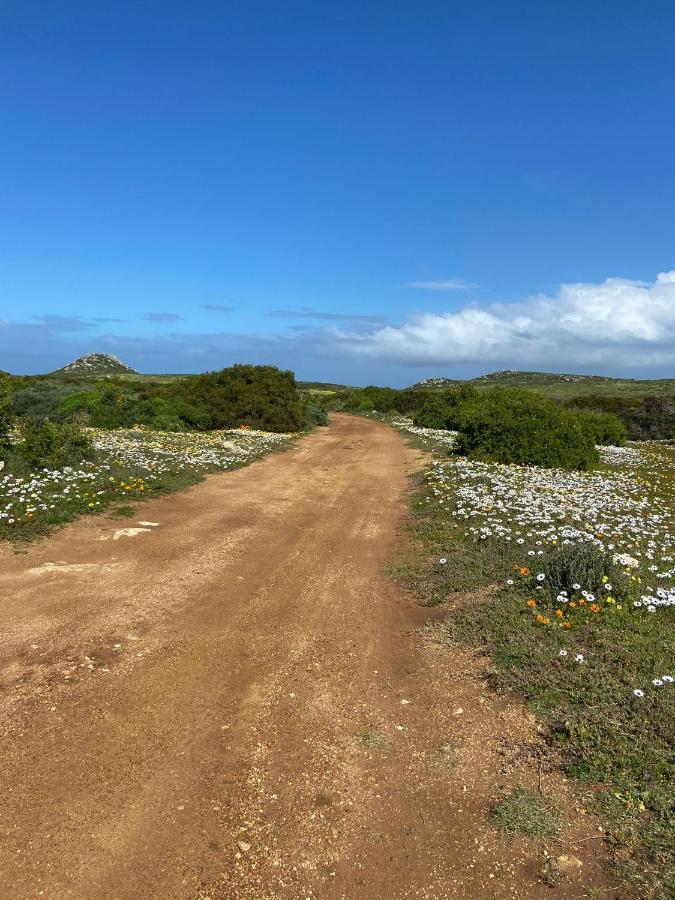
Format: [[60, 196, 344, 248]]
[[334, 271, 675, 370], [1, 270, 674, 380]]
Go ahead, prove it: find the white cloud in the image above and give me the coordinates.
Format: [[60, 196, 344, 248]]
[[337, 271, 675, 370], [406, 279, 477, 291]]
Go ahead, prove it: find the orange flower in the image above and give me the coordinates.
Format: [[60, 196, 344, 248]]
[[555, 609, 564, 618], [536, 614, 550, 625], [520, 566, 531, 576], [590, 603, 601, 613], [569, 601, 577, 608], [578, 598, 586, 605], [562, 621, 572, 629], [526, 599, 537, 607]]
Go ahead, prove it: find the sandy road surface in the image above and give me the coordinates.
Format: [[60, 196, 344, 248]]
[[0, 415, 611, 899]]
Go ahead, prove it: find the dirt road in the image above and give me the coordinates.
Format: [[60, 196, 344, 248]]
[[0, 415, 610, 899]]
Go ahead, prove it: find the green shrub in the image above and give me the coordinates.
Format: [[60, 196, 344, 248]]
[[576, 409, 627, 446], [456, 388, 599, 470], [18, 421, 93, 469], [0, 398, 11, 460], [564, 394, 675, 441], [413, 385, 477, 430], [10, 383, 78, 421], [541, 543, 629, 602], [172, 364, 305, 432], [305, 402, 329, 427]]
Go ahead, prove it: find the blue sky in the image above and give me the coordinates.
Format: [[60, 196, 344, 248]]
[[1, 1, 674, 383]]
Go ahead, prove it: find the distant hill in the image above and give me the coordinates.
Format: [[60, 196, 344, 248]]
[[408, 377, 460, 391], [52, 353, 137, 376], [407, 370, 675, 398], [470, 369, 620, 386]]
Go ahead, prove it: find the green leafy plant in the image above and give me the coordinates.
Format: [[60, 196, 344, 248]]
[[18, 421, 93, 469], [456, 388, 599, 470]]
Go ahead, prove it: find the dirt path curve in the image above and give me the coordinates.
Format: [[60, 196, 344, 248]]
[[0, 414, 610, 899]]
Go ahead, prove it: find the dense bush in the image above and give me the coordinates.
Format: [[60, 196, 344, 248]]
[[4, 365, 314, 434], [305, 402, 329, 427], [576, 409, 627, 446], [172, 364, 306, 432], [18, 421, 93, 469], [456, 389, 599, 470], [564, 394, 675, 441], [10, 383, 78, 421], [337, 385, 442, 416], [0, 391, 11, 460], [413, 384, 478, 429]]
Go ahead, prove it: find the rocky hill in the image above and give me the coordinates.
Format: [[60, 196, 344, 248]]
[[52, 353, 137, 375]]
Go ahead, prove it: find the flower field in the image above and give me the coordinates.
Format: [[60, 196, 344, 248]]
[[0, 426, 292, 540], [393, 417, 675, 895]]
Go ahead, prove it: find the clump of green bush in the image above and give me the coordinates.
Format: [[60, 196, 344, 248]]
[[413, 384, 477, 430], [541, 543, 630, 602], [576, 409, 627, 446], [305, 402, 329, 427], [0, 374, 13, 460], [455, 388, 600, 470], [564, 393, 675, 441], [18, 421, 93, 469], [7, 365, 313, 434], [171, 364, 306, 432]]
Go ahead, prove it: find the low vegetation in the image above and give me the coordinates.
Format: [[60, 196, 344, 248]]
[[392, 417, 674, 896], [0, 363, 334, 542], [0, 425, 293, 541], [335, 379, 672, 444], [6, 364, 322, 434], [491, 787, 561, 839]]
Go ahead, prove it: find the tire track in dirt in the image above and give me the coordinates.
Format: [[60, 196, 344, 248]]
[[0, 415, 614, 898]]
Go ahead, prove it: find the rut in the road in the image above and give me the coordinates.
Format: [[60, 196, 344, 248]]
[[0, 415, 610, 899]]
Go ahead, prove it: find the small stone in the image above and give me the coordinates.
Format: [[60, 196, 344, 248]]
[[556, 854, 582, 872], [453, 707, 464, 716], [238, 841, 251, 852], [400, 699, 411, 705]]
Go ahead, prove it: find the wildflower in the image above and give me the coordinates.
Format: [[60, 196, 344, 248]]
[[555, 609, 564, 618], [506, 578, 514, 585], [558, 649, 568, 657], [633, 689, 645, 698], [526, 599, 537, 607], [572, 582, 581, 590], [575, 654, 585, 663], [590, 603, 601, 613], [663, 675, 674, 683], [439, 558, 447, 565], [536, 573, 546, 581]]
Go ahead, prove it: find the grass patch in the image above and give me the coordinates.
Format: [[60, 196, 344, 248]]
[[491, 787, 561, 839], [360, 728, 387, 750], [108, 505, 138, 518]]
